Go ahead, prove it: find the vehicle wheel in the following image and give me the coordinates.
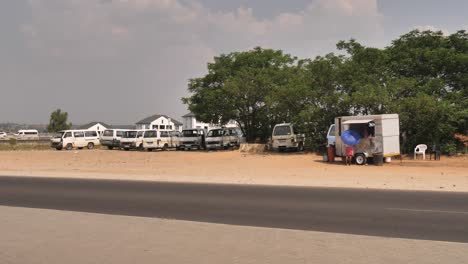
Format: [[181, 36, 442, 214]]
[[65, 144, 73, 151], [124, 148, 129, 151], [87, 143, 94, 149], [147, 148, 153, 152], [163, 144, 168, 151], [56, 147, 63, 151], [355, 153, 367, 165], [107, 146, 113, 150], [78, 147, 83, 150]]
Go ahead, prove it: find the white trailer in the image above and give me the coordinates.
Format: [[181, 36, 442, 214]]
[[327, 114, 400, 165]]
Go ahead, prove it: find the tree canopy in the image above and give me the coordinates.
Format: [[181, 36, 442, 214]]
[[183, 30, 468, 153], [47, 109, 72, 132]]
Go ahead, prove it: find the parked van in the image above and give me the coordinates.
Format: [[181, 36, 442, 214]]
[[100, 129, 127, 150], [271, 123, 305, 152], [142, 130, 180, 151], [328, 114, 400, 165], [15, 129, 39, 140], [120, 130, 145, 150], [205, 127, 241, 150], [0, 131, 7, 139], [178, 128, 206, 150], [50, 130, 100, 150]]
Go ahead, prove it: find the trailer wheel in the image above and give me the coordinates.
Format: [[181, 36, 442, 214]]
[[355, 153, 367, 165]]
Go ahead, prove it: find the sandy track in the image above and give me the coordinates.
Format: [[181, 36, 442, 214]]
[[0, 150, 467, 192]]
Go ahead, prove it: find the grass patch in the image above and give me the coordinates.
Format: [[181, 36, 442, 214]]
[[0, 143, 51, 151]]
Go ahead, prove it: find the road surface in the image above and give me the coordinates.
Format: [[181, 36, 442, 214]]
[[1, 176, 467, 243]]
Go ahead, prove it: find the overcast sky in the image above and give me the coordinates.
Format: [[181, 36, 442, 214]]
[[1, 0, 467, 125]]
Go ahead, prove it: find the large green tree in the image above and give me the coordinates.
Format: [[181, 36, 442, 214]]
[[184, 29, 468, 153], [47, 109, 72, 132], [183, 47, 299, 142]]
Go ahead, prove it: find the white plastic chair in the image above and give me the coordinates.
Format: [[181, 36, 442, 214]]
[[414, 144, 427, 160]]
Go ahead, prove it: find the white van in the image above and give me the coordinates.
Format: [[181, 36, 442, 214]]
[[51, 130, 100, 150], [271, 123, 305, 152], [142, 130, 180, 151], [15, 129, 39, 140], [205, 128, 241, 150], [100, 129, 127, 150], [120, 130, 145, 151]]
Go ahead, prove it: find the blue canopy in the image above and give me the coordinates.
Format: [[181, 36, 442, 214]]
[[341, 130, 361, 146]]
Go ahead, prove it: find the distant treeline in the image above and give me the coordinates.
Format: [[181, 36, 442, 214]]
[[183, 30, 468, 154]]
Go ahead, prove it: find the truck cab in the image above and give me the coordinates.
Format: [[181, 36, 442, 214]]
[[271, 123, 305, 152]]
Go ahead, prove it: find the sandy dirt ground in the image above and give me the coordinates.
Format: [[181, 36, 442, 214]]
[[0, 150, 467, 191], [1, 206, 467, 264]]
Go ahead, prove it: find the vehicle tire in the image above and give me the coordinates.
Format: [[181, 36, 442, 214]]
[[124, 148, 129, 151], [355, 153, 367, 165], [107, 146, 113, 150], [163, 144, 168, 151], [65, 143, 73, 151], [56, 147, 63, 151], [147, 148, 153, 152], [87, 143, 94, 150], [78, 147, 83, 150]]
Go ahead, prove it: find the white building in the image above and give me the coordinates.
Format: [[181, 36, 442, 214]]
[[182, 113, 239, 130], [77, 122, 109, 135], [136, 114, 183, 132], [182, 113, 212, 130]]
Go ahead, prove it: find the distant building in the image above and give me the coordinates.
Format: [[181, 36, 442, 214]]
[[77, 122, 110, 134], [182, 113, 212, 130], [182, 113, 238, 130], [135, 114, 183, 132]]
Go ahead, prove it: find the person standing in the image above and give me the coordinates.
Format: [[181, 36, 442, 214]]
[[345, 145, 354, 165]]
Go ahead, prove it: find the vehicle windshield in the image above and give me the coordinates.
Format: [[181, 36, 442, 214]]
[[273, 125, 292, 136], [103, 130, 113, 137], [328, 125, 335, 136], [207, 129, 223, 137], [123, 131, 137, 138], [54, 132, 65, 138], [144, 131, 157, 138], [182, 130, 199, 137]]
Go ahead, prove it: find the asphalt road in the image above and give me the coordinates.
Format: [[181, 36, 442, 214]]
[[1, 176, 468, 243]]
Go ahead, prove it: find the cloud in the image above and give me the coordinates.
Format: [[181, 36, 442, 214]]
[[15, 0, 384, 123]]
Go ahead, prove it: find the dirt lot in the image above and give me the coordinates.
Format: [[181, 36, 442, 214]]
[[0, 149, 467, 191]]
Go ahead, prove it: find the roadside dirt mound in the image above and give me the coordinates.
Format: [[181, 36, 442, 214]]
[[239, 143, 267, 153]]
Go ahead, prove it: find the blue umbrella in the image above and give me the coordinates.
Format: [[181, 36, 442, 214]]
[[341, 130, 361, 146]]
